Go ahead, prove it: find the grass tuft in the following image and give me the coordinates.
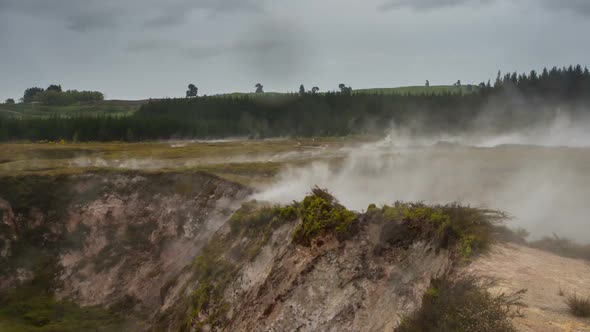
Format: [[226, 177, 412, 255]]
[[530, 234, 590, 261], [397, 276, 526, 332], [565, 294, 590, 318]]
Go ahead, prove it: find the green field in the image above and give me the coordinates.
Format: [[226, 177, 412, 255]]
[[0, 138, 367, 185], [0, 100, 146, 119]]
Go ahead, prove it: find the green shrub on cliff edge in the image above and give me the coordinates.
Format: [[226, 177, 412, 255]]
[[292, 187, 357, 246], [370, 202, 508, 259]]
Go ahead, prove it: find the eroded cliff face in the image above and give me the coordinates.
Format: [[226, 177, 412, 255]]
[[0, 171, 250, 330], [165, 199, 460, 332], [0, 174, 464, 332]]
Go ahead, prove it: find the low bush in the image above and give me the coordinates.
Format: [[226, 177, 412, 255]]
[[397, 276, 526, 332]]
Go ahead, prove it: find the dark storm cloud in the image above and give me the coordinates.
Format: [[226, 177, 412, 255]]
[[0, 0, 266, 31], [378, 0, 492, 11]]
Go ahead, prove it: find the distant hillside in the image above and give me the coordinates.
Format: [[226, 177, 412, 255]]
[[0, 100, 147, 119], [0, 86, 472, 119]]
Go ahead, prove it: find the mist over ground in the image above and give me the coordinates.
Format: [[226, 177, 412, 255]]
[[254, 115, 590, 242]]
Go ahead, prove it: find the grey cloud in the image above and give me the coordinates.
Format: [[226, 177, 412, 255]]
[[378, 0, 590, 15], [127, 18, 307, 81], [0, 0, 125, 31], [144, 13, 186, 28], [541, 0, 590, 16], [65, 10, 120, 32], [143, 0, 265, 28], [128, 38, 283, 60], [0, 0, 266, 31], [378, 0, 493, 11]]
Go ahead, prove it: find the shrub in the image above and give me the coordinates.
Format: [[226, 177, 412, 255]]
[[371, 202, 508, 259], [292, 187, 357, 245], [565, 294, 590, 318], [530, 235, 590, 261], [494, 226, 529, 244], [397, 276, 526, 332]]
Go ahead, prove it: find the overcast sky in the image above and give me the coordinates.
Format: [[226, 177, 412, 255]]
[[1, 0, 589, 100]]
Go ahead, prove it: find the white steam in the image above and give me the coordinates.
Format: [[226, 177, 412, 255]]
[[254, 117, 590, 242]]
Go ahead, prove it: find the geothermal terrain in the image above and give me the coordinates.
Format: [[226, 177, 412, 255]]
[[1, 137, 589, 331]]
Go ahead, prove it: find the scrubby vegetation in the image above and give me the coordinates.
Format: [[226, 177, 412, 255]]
[[492, 227, 590, 262], [228, 201, 298, 259], [367, 202, 508, 259], [529, 235, 590, 261], [0, 173, 137, 331], [396, 276, 526, 332], [0, 248, 123, 331], [292, 187, 357, 245], [0, 286, 125, 332], [185, 202, 299, 330], [565, 294, 590, 318]]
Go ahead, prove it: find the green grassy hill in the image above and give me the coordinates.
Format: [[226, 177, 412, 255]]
[[355, 85, 478, 95], [0, 100, 146, 119], [214, 85, 477, 97]]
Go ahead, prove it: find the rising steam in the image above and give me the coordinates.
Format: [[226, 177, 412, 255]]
[[253, 114, 590, 242]]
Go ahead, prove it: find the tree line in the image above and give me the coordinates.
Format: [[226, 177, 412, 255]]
[[9, 84, 104, 105], [1, 65, 589, 142]]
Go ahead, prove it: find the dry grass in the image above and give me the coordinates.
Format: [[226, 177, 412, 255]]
[[529, 235, 590, 261], [397, 276, 526, 332], [0, 138, 359, 184], [565, 294, 590, 318]]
